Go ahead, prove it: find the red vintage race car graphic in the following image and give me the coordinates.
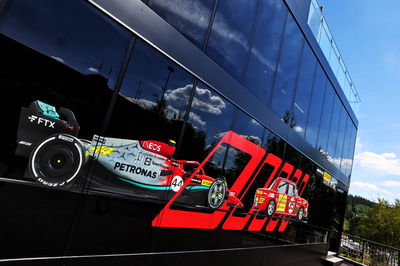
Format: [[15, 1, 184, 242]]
[[253, 177, 308, 220]]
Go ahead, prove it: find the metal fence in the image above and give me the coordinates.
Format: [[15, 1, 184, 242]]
[[340, 233, 400, 266]]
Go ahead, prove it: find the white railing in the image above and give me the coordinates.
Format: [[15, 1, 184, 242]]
[[308, 0, 361, 115]]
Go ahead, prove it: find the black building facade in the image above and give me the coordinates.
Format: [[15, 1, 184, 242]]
[[0, 0, 358, 265]]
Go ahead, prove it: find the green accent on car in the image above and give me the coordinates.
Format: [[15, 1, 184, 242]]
[[118, 177, 209, 191]]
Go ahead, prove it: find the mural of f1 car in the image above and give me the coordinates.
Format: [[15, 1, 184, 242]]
[[253, 177, 308, 220], [15, 100, 243, 209]]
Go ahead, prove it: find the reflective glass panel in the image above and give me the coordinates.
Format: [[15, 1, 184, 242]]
[[206, 0, 259, 81], [244, 0, 287, 103], [179, 81, 235, 162], [346, 123, 357, 177], [0, 0, 130, 89], [270, 14, 304, 122], [232, 109, 264, 146], [340, 115, 352, 175], [146, 0, 215, 48], [334, 106, 348, 169], [107, 39, 195, 141], [326, 95, 341, 163], [90, 39, 195, 198], [316, 82, 334, 155], [291, 44, 317, 137], [305, 64, 326, 147]]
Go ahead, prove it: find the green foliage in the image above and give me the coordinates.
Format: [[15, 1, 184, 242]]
[[358, 199, 400, 248], [344, 195, 400, 249]]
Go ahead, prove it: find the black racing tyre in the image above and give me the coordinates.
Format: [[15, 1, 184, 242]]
[[207, 178, 227, 209], [297, 207, 305, 221], [29, 134, 86, 187], [265, 200, 276, 217]]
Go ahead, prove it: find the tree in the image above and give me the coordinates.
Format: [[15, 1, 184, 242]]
[[357, 198, 400, 248]]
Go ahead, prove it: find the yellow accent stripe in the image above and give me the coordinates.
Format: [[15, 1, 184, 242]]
[[277, 195, 287, 212]]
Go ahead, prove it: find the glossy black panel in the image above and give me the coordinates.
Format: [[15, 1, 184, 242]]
[[0, 180, 82, 259], [206, 0, 259, 81], [244, 0, 287, 103], [0, 243, 328, 266], [146, 0, 215, 49], [70, 193, 161, 255], [270, 14, 304, 121]]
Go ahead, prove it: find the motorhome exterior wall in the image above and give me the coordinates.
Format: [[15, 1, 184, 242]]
[[0, 0, 356, 264]]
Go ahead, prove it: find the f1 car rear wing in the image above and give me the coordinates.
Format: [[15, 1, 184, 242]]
[[15, 100, 80, 157]]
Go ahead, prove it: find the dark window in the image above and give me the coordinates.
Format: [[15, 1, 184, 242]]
[[326, 94, 341, 163], [0, 0, 130, 89], [206, 0, 259, 81], [107, 39, 194, 141], [317, 82, 335, 156], [263, 129, 285, 158], [305, 64, 326, 147], [291, 44, 317, 137], [270, 14, 304, 122], [232, 109, 264, 146], [146, 0, 215, 49], [244, 0, 287, 103], [179, 81, 235, 162], [90, 39, 195, 198], [223, 145, 252, 188]]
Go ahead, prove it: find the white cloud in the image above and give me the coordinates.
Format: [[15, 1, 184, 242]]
[[88, 67, 99, 74], [351, 181, 392, 195], [51, 56, 64, 63], [188, 112, 206, 127], [355, 137, 363, 152], [191, 87, 226, 115], [164, 84, 192, 107], [293, 126, 304, 133], [380, 180, 400, 188], [354, 151, 400, 176]]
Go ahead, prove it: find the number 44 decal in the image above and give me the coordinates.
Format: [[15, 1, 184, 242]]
[[171, 176, 183, 192]]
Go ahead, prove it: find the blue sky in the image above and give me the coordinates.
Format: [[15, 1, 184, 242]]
[[318, 0, 400, 203]]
